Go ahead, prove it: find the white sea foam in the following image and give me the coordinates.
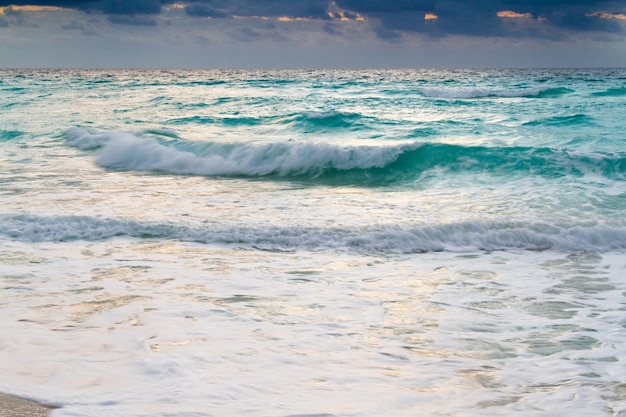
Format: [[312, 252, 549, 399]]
[[300, 110, 345, 119], [2, 213, 625, 253], [2, 238, 625, 417], [64, 127, 413, 176], [419, 86, 552, 99]]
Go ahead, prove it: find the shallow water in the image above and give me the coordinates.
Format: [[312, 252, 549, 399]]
[[1, 69, 625, 416]]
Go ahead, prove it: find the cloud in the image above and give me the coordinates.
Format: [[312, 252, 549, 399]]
[[323, 22, 339, 35], [548, 10, 623, 33], [0, 0, 170, 15], [497, 11, 532, 19], [60, 19, 97, 34], [590, 12, 626, 20], [230, 27, 262, 42], [108, 14, 156, 25], [145, 0, 332, 20], [60, 19, 81, 29], [230, 0, 329, 20], [99, 0, 162, 15], [184, 4, 229, 18], [0, 0, 623, 39], [336, 0, 433, 13], [0, 0, 333, 19], [0, 4, 36, 26], [374, 24, 402, 41], [334, 0, 626, 39]]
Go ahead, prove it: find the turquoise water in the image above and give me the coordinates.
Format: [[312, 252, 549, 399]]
[[1, 69, 625, 416]]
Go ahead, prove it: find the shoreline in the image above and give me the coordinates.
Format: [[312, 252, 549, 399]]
[[0, 393, 56, 417]]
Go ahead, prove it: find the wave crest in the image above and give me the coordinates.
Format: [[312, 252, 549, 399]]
[[419, 87, 571, 99], [64, 128, 625, 183], [296, 111, 364, 129], [2, 214, 625, 253], [64, 127, 412, 177]]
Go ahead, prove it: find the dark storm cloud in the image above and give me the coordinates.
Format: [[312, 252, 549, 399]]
[[548, 10, 623, 33], [99, 0, 162, 15], [0, 0, 624, 37], [334, 0, 626, 38], [336, 0, 434, 13], [182, 0, 330, 20], [184, 4, 229, 18], [0, 0, 331, 19], [0, 0, 170, 14]]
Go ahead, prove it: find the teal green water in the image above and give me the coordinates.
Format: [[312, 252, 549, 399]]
[[1, 68, 625, 250], [1, 69, 625, 417]]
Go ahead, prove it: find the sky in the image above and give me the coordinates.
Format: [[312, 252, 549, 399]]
[[1, 0, 625, 68]]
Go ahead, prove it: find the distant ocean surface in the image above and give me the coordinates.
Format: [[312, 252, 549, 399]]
[[1, 69, 625, 417]]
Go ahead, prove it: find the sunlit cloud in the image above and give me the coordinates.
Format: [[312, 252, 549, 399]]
[[327, 11, 364, 21], [0, 5, 65, 14], [277, 16, 311, 22], [497, 11, 533, 19], [424, 13, 438, 21], [164, 3, 186, 11], [232, 15, 269, 20], [327, 2, 364, 21], [587, 12, 626, 21]]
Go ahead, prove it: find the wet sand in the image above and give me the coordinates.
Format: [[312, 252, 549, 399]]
[[0, 394, 55, 417]]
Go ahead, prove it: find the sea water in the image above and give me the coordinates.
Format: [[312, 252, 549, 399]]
[[1, 69, 625, 416]]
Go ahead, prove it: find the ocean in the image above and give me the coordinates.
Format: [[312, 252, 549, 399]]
[[1, 68, 625, 417]]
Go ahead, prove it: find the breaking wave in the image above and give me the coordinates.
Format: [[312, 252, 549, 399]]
[[64, 127, 409, 179], [64, 128, 625, 184], [2, 214, 626, 254], [418, 87, 572, 99]]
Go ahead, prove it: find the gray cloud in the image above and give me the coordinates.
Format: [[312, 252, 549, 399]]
[[108, 14, 157, 25], [374, 25, 403, 41], [61, 19, 98, 34], [230, 27, 262, 42], [0, 5, 36, 26], [323, 23, 340, 36]]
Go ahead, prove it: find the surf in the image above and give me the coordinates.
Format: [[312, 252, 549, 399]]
[[418, 86, 572, 99], [2, 213, 625, 254], [64, 127, 625, 184]]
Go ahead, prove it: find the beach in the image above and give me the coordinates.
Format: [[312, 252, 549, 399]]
[[0, 394, 54, 417]]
